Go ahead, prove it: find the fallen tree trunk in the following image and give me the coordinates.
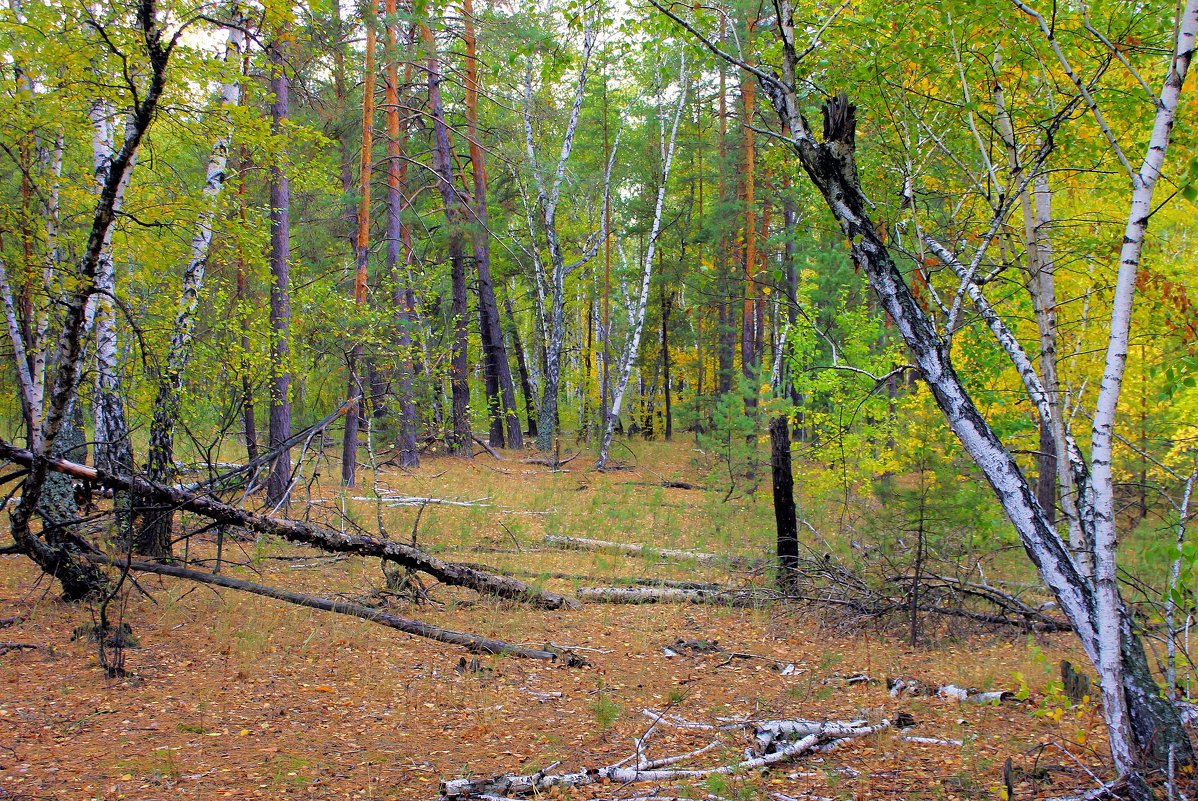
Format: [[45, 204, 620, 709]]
[[578, 586, 762, 607], [544, 535, 760, 567], [578, 583, 1071, 632], [0, 438, 577, 610], [83, 554, 563, 661], [441, 714, 890, 798]]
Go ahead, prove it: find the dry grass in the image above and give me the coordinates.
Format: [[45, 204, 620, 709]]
[[0, 440, 1119, 800]]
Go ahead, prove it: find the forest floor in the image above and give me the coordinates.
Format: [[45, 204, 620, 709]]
[[0, 439, 1133, 800]]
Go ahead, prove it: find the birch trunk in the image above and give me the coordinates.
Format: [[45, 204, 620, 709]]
[[992, 67, 1081, 558], [89, 102, 136, 492], [680, 0, 1196, 783], [140, 23, 246, 556], [1084, 0, 1198, 776], [596, 62, 688, 470], [9, 0, 170, 600], [524, 22, 598, 450]]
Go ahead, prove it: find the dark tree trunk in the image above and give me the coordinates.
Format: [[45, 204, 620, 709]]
[[265, 37, 292, 506], [717, 294, 734, 394], [342, 6, 377, 487], [506, 296, 538, 438], [770, 414, 798, 589], [463, 0, 521, 450], [1037, 418, 1058, 525], [236, 149, 259, 465], [661, 284, 673, 441], [383, 7, 419, 468], [422, 25, 471, 457]]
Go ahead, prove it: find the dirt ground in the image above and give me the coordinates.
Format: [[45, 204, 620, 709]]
[[0, 443, 1138, 800]]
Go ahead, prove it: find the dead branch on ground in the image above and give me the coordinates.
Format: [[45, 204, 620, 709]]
[[441, 709, 892, 798], [82, 554, 576, 662], [0, 437, 578, 610]]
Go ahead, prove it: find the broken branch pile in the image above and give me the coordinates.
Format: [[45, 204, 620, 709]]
[[440, 709, 891, 798]]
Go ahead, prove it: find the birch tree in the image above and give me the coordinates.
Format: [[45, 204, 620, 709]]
[[653, 0, 1198, 790], [522, 15, 601, 451], [7, 0, 173, 598], [596, 58, 688, 470], [139, 19, 247, 556]]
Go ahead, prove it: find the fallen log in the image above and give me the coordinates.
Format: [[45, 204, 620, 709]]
[[578, 586, 763, 608], [887, 676, 1016, 703], [441, 714, 889, 798], [544, 535, 760, 567], [0, 642, 49, 656], [626, 480, 705, 490], [471, 436, 501, 460], [83, 555, 565, 661], [0, 438, 577, 610], [521, 452, 579, 467]]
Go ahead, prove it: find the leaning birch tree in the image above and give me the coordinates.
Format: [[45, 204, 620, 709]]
[[653, 0, 1198, 792], [139, 18, 247, 556]]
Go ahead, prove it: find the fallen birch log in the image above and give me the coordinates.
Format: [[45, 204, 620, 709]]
[[544, 535, 760, 566], [578, 586, 763, 608], [84, 555, 567, 661], [352, 495, 492, 508], [440, 714, 890, 798], [0, 438, 577, 610], [887, 676, 1016, 703]]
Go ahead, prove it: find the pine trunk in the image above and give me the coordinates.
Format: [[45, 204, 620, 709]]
[[266, 36, 293, 507], [383, 1, 419, 467], [422, 24, 472, 456], [342, 6, 377, 486]]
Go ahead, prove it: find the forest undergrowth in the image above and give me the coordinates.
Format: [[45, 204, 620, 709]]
[[0, 440, 1141, 800]]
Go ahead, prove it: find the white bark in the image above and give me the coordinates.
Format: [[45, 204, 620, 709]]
[[597, 60, 688, 469], [991, 66, 1083, 561], [167, 26, 244, 380], [1083, 0, 1198, 773], [89, 100, 137, 475], [442, 715, 889, 798], [523, 22, 598, 450], [148, 25, 245, 446], [1168, 470, 1197, 701], [0, 258, 36, 437]]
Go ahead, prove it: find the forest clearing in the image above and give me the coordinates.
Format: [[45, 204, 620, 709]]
[[1, 443, 1120, 800], [1, 0, 1196, 797]]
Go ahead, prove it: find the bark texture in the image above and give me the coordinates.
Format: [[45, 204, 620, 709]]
[[265, 35, 293, 506]]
